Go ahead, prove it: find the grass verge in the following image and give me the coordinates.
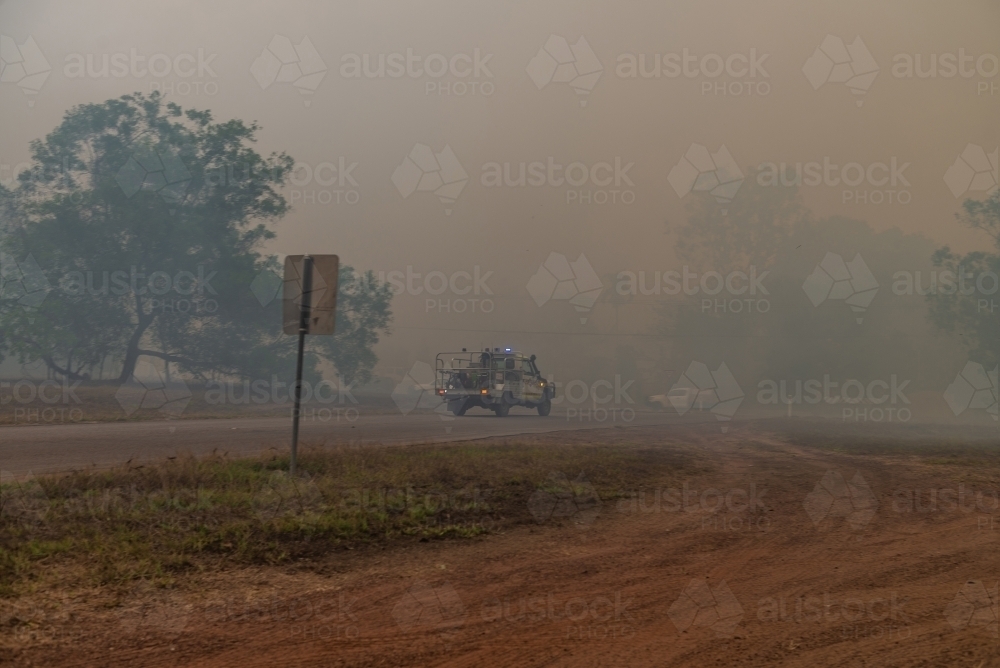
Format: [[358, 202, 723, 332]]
[[0, 438, 693, 599]]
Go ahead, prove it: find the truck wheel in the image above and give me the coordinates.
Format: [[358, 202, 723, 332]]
[[450, 399, 469, 416], [494, 401, 510, 417], [537, 399, 551, 416]]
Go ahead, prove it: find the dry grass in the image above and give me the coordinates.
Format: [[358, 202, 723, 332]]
[[0, 438, 694, 600]]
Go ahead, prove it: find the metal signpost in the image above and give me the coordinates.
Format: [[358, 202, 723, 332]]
[[283, 254, 338, 475]]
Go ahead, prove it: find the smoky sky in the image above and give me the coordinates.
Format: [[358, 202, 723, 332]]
[[1, 0, 998, 382]]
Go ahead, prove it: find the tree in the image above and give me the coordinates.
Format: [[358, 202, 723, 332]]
[[926, 191, 1000, 366], [316, 267, 393, 386], [0, 92, 392, 384], [673, 167, 807, 270], [657, 171, 959, 388]]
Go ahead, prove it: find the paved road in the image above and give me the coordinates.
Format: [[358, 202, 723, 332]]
[[0, 408, 700, 475]]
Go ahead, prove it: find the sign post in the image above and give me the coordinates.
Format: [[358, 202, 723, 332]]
[[290, 255, 312, 476], [283, 254, 339, 475]]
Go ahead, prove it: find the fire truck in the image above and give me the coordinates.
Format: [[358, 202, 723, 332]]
[[434, 348, 554, 417]]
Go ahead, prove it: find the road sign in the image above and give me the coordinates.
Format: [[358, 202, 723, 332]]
[[283, 254, 339, 335], [283, 254, 338, 475]]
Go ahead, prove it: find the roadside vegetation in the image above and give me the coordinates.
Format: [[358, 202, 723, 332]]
[[0, 438, 693, 598]]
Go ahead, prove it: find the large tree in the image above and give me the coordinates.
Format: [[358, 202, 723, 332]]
[[0, 92, 391, 384]]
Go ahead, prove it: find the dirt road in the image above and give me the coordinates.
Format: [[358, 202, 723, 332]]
[[6, 420, 999, 667]]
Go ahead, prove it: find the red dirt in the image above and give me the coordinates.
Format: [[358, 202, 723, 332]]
[[5, 421, 1000, 667]]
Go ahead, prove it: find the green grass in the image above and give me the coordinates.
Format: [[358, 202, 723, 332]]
[[0, 440, 692, 598]]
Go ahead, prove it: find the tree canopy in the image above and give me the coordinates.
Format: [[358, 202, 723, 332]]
[[926, 190, 1000, 367], [0, 92, 391, 385]]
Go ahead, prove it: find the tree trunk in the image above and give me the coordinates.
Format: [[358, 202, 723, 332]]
[[117, 293, 155, 383]]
